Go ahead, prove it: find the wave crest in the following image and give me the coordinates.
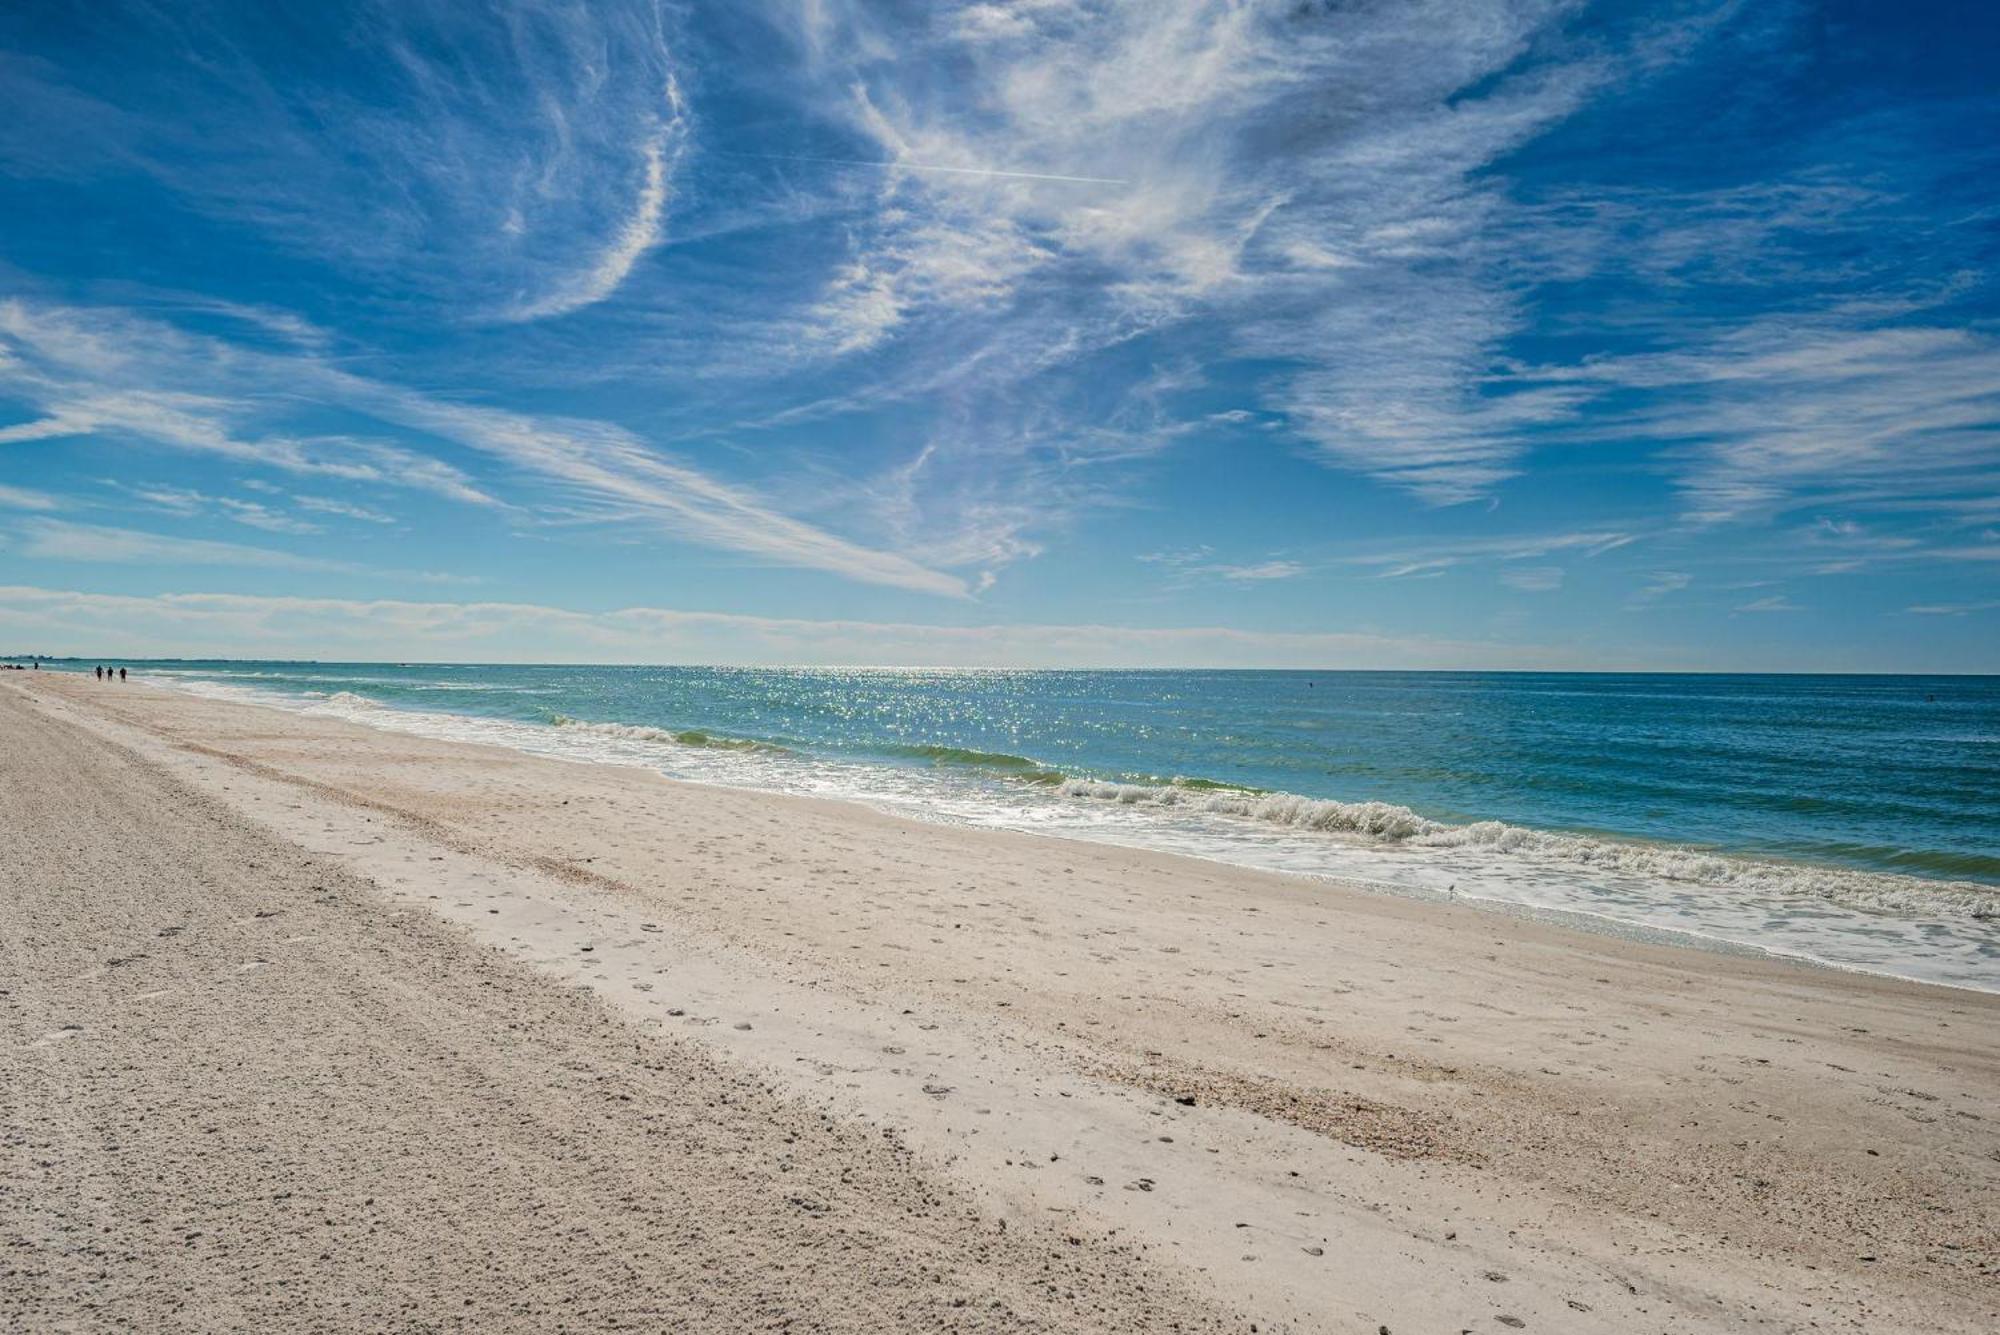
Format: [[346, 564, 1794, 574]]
[[886, 743, 1065, 783], [1053, 778, 2000, 920], [549, 715, 784, 754]]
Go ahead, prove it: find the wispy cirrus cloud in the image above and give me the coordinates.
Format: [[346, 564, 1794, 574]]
[[0, 2, 686, 321], [1139, 526, 1635, 589], [1349, 528, 1637, 579], [1906, 600, 1999, 616], [503, 77, 690, 322], [0, 414, 90, 444], [289, 494, 396, 525], [1630, 571, 1692, 606], [6, 520, 478, 586], [0, 297, 967, 596], [4, 0, 1992, 656], [1512, 321, 2000, 524], [0, 481, 60, 510], [14, 518, 358, 575], [349, 388, 971, 596], [739, 0, 1734, 511], [1499, 566, 1565, 593], [113, 482, 322, 536], [708, 0, 2000, 567], [0, 397, 498, 511], [1135, 547, 1308, 585], [1215, 560, 1306, 583]]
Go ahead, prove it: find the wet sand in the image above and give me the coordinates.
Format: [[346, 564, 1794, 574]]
[[5, 672, 1997, 1332]]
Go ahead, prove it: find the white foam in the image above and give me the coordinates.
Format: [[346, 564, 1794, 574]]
[[550, 715, 684, 744], [1054, 779, 2000, 922]]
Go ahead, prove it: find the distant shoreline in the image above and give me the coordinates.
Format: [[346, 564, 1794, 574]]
[[8, 653, 1996, 678]]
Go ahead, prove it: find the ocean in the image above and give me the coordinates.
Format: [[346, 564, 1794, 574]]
[[54, 661, 2000, 991]]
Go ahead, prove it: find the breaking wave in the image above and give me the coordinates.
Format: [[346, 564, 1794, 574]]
[[883, 743, 1066, 783], [549, 714, 785, 754], [1053, 777, 2000, 921]]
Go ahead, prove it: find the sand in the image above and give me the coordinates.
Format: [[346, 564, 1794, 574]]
[[4, 671, 1996, 1333]]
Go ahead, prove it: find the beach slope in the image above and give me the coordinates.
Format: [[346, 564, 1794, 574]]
[[5, 673, 1996, 1332], [0, 681, 1227, 1332]]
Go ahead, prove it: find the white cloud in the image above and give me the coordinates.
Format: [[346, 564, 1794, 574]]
[[0, 2, 689, 321], [1348, 528, 1636, 579], [950, 2, 1076, 43], [505, 77, 688, 322], [0, 415, 87, 444], [1516, 322, 2000, 523], [1734, 594, 1802, 613], [8, 520, 474, 585], [734, 1, 1994, 555], [0, 298, 968, 597], [1499, 566, 1564, 592], [0, 583, 1623, 670], [215, 498, 320, 535], [13, 519, 357, 573], [1215, 559, 1305, 582], [0, 318, 501, 508], [348, 390, 970, 597], [1146, 552, 1309, 583], [633, 4, 1765, 573], [292, 495, 396, 525], [753, 0, 1726, 512], [110, 482, 321, 535], [1632, 570, 1691, 605], [1678, 342, 2000, 523], [0, 483, 60, 511], [1906, 600, 1999, 616], [1136, 545, 1213, 566], [1377, 559, 1453, 581]]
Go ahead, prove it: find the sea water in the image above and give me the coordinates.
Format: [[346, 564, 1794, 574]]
[[66, 661, 1999, 991]]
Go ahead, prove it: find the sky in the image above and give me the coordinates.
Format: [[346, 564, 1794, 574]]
[[0, 0, 1995, 671]]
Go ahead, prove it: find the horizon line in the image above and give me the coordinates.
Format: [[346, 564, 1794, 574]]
[[5, 654, 1993, 679]]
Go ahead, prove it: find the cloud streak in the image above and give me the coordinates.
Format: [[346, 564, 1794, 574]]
[[0, 583, 1628, 670], [0, 482, 59, 510], [1514, 321, 2000, 524], [506, 78, 689, 322], [0, 2, 689, 321], [13, 519, 363, 574], [0, 298, 967, 596]]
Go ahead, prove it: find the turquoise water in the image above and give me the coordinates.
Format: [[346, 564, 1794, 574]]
[[43, 660, 2000, 990]]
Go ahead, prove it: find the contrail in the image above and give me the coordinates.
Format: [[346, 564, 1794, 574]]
[[728, 151, 1126, 186]]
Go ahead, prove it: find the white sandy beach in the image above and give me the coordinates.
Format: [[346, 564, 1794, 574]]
[[4, 670, 1996, 1333]]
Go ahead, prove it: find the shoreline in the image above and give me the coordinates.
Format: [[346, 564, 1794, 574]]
[[8, 671, 1998, 1332], [151, 667, 2000, 994]]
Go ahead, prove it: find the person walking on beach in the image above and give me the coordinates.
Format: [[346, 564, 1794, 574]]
[[95, 665, 102, 680], [118, 668, 126, 682]]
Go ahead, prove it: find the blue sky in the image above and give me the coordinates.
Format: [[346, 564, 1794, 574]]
[[0, 0, 1995, 669]]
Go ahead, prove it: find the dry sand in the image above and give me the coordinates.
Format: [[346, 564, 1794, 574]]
[[4, 671, 1996, 1333]]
